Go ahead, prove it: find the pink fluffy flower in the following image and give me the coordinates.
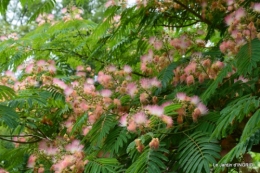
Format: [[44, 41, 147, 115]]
[[48, 64, 56, 74], [13, 82, 22, 91], [37, 60, 47, 67], [65, 140, 84, 153], [82, 126, 92, 135], [234, 76, 248, 83], [53, 78, 67, 89], [86, 66, 91, 71], [48, 147, 59, 155], [47, 14, 54, 20], [134, 112, 147, 125], [86, 78, 95, 84], [190, 96, 200, 105], [184, 62, 197, 75], [5, 70, 16, 80], [149, 36, 156, 44], [151, 77, 161, 87], [253, 3, 260, 13], [51, 162, 64, 173], [127, 120, 136, 132], [27, 155, 37, 168], [64, 87, 74, 96], [38, 167, 45, 173], [224, 14, 234, 26], [226, 0, 234, 5], [172, 35, 191, 51], [126, 82, 138, 97], [51, 155, 75, 173], [39, 140, 59, 155], [61, 8, 67, 14], [25, 63, 34, 74], [0, 36, 7, 41], [234, 8, 246, 21], [64, 119, 74, 132], [80, 102, 89, 111], [84, 83, 95, 94], [107, 65, 117, 72], [145, 105, 164, 117], [154, 40, 163, 50], [113, 15, 121, 22], [195, 39, 205, 47], [213, 61, 225, 69], [71, 81, 79, 87], [186, 75, 195, 85], [105, 0, 115, 8], [97, 73, 112, 85], [0, 168, 8, 173], [141, 49, 153, 63], [17, 64, 25, 71], [100, 89, 113, 97], [123, 65, 132, 73], [139, 92, 148, 103], [161, 101, 171, 107], [140, 62, 147, 72], [113, 98, 121, 107], [161, 115, 173, 128], [119, 114, 128, 127], [219, 41, 227, 53], [176, 92, 187, 101], [140, 78, 151, 89], [76, 65, 84, 71], [197, 103, 208, 115]]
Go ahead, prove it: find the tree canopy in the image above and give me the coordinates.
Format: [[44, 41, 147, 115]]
[[0, 0, 260, 173]]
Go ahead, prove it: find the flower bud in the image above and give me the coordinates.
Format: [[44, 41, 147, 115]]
[[149, 138, 160, 150], [186, 75, 195, 85], [177, 114, 183, 124], [177, 107, 186, 116], [152, 96, 158, 104], [192, 108, 201, 122], [135, 139, 145, 152]]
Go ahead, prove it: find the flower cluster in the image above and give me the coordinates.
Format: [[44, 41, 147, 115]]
[[0, 33, 19, 41], [173, 58, 225, 86], [170, 35, 193, 54], [220, 2, 260, 55], [121, 101, 174, 132], [36, 13, 55, 25], [176, 92, 208, 123], [27, 139, 86, 173], [134, 137, 160, 153], [35, 6, 83, 26], [105, 0, 130, 8], [140, 48, 172, 75], [61, 6, 84, 22], [0, 60, 57, 91]]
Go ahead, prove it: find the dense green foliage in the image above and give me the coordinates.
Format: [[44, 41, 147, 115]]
[[0, 0, 260, 173]]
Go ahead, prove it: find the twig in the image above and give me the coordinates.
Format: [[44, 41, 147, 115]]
[[0, 136, 41, 144]]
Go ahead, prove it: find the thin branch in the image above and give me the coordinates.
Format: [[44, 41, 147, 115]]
[[0, 136, 41, 144], [172, 0, 221, 30], [0, 134, 38, 137], [132, 71, 149, 77], [24, 124, 52, 141], [157, 20, 200, 28]]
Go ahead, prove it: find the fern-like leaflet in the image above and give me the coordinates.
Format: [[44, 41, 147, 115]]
[[126, 143, 169, 173], [177, 131, 220, 173]]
